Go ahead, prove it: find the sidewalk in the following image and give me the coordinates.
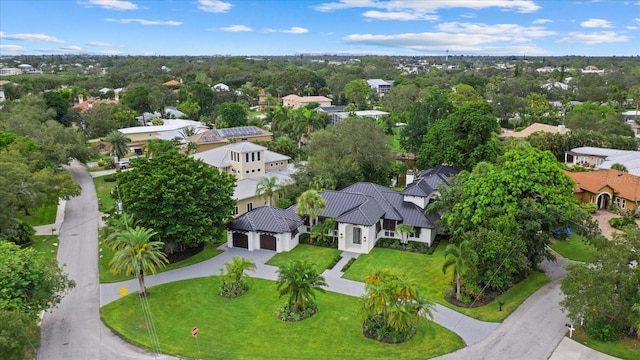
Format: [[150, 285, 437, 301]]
[[33, 199, 67, 236], [549, 337, 621, 360]]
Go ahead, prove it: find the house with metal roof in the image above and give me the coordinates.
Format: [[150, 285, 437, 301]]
[[565, 147, 640, 176], [226, 166, 457, 254], [187, 126, 272, 152]]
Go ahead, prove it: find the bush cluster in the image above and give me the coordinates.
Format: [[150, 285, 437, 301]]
[[609, 216, 637, 230]]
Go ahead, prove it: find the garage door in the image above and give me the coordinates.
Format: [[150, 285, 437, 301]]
[[232, 232, 248, 249], [260, 234, 277, 251]]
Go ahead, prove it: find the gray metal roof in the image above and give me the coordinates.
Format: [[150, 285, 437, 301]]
[[227, 206, 302, 233], [403, 165, 459, 197]]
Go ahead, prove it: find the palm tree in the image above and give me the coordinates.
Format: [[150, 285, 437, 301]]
[[105, 226, 168, 297], [219, 256, 256, 298], [255, 176, 281, 207], [296, 189, 326, 242], [442, 240, 478, 299], [311, 218, 336, 247], [395, 224, 415, 249], [276, 260, 327, 316], [310, 173, 337, 191], [632, 303, 640, 339], [105, 130, 131, 162]]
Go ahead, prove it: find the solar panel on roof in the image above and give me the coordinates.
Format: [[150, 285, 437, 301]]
[[218, 126, 263, 137]]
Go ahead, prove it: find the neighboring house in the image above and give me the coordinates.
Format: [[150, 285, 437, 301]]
[[500, 123, 570, 139], [0, 68, 23, 76], [73, 94, 119, 113], [0, 87, 5, 102], [564, 169, 640, 212], [623, 110, 640, 122], [282, 94, 332, 109], [257, 89, 279, 111], [226, 165, 458, 253], [626, 120, 640, 138], [118, 119, 206, 152], [192, 142, 294, 217], [212, 83, 230, 91], [326, 109, 389, 125], [565, 147, 640, 176], [367, 79, 393, 97], [540, 81, 569, 91], [187, 126, 273, 153], [162, 79, 181, 87], [581, 66, 604, 74]]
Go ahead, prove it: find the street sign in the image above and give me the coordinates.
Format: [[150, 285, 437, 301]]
[[119, 287, 128, 296], [192, 327, 199, 337]]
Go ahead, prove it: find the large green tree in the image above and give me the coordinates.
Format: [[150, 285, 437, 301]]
[[417, 102, 501, 171], [296, 189, 326, 240], [564, 102, 633, 137], [306, 117, 395, 187], [0, 241, 75, 318], [121, 86, 153, 114], [561, 229, 640, 340], [276, 260, 327, 319], [0, 310, 40, 360], [117, 152, 236, 253], [219, 256, 257, 298], [399, 88, 454, 153], [217, 102, 247, 128], [105, 130, 131, 161], [344, 79, 373, 109]]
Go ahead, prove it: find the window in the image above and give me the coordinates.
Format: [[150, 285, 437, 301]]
[[247, 202, 253, 212], [615, 197, 627, 209], [257, 152, 261, 161], [251, 169, 255, 173], [353, 227, 362, 245], [246, 153, 249, 162], [251, 152, 255, 162], [233, 206, 239, 215]]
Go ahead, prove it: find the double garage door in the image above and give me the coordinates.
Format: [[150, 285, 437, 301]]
[[231, 232, 276, 251]]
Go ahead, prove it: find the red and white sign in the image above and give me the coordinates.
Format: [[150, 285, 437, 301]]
[[192, 327, 199, 337]]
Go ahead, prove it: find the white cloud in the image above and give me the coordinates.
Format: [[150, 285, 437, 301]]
[[82, 0, 138, 10], [0, 32, 64, 43], [437, 22, 556, 38], [99, 49, 125, 55], [220, 25, 253, 32], [0, 44, 25, 52], [314, 0, 540, 14], [266, 27, 309, 34], [60, 46, 83, 51], [86, 41, 112, 47], [197, 0, 232, 13], [460, 13, 476, 19], [105, 18, 182, 25], [627, 26, 638, 30], [557, 31, 629, 44], [533, 18, 552, 24], [362, 10, 438, 21], [634, 17, 640, 23], [580, 18, 613, 28]]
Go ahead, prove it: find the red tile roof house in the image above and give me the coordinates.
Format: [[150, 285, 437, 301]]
[[226, 166, 458, 254], [564, 169, 640, 213]]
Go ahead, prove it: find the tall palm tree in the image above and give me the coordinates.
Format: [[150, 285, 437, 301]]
[[276, 260, 327, 314], [395, 224, 415, 249], [442, 240, 478, 299], [105, 130, 131, 162], [311, 218, 336, 247], [106, 226, 168, 297], [255, 176, 281, 207], [296, 189, 326, 242], [219, 256, 256, 298]]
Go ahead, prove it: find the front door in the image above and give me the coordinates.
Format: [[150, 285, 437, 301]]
[[353, 227, 361, 245]]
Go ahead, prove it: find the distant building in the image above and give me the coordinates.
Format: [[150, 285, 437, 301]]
[[565, 147, 640, 176], [564, 169, 640, 212], [500, 123, 570, 139], [187, 126, 273, 153], [367, 79, 393, 97], [325, 109, 389, 125], [282, 94, 332, 109]]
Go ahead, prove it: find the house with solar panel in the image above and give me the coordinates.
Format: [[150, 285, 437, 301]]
[[192, 141, 295, 218], [186, 126, 273, 153], [226, 165, 458, 253]]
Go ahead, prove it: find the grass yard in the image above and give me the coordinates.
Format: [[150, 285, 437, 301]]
[[99, 241, 224, 283], [571, 329, 640, 360], [93, 175, 118, 213], [101, 277, 464, 360], [17, 203, 58, 226], [549, 234, 595, 262], [266, 244, 342, 273], [343, 241, 550, 322], [390, 126, 404, 153], [30, 235, 59, 261]]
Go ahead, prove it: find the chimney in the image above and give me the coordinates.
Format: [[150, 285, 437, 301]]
[[405, 169, 414, 187]]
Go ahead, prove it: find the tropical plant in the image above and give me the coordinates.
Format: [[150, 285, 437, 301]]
[[276, 260, 327, 321], [395, 224, 415, 249], [610, 163, 628, 172], [105, 226, 168, 296], [105, 130, 131, 162], [255, 176, 281, 207], [311, 218, 336, 247], [442, 240, 478, 299], [296, 189, 326, 242], [361, 269, 434, 342], [219, 256, 257, 298]]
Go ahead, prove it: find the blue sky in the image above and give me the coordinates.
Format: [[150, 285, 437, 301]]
[[0, 0, 638, 57]]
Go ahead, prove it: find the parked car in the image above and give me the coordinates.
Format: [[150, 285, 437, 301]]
[[118, 160, 130, 169]]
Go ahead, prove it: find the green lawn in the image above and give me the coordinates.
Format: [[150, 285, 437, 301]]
[[572, 330, 640, 360], [30, 235, 59, 260], [99, 241, 224, 283], [17, 203, 58, 226], [93, 175, 118, 213], [101, 277, 464, 360], [266, 244, 342, 273], [343, 241, 550, 322], [390, 127, 404, 153], [550, 234, 595, 262]]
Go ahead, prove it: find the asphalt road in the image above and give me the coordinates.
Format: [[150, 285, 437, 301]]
[[37, 161, 167, 360]]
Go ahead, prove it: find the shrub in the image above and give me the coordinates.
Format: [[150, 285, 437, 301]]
[[341, 257, 356, 272], [103, 175, 117, 182], [585, 318, 622, 342], [609, 216, 637, 230], [579, 202, 598, 214], [327, 255, 342, 270], [97, 159, 106, 167]]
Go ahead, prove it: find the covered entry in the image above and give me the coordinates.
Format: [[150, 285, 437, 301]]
[[260, 234, 277, 251], [596, 193, 611, 209], [232, 232, 249, 249]]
